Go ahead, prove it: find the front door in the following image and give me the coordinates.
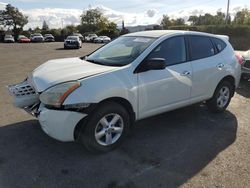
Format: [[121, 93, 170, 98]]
[[137, 36, 192, 119]]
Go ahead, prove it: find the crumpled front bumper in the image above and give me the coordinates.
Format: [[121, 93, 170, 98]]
[[38, 105, 87, 142]]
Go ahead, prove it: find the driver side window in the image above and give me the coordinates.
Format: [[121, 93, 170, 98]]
[[147, 36, 187, 66]]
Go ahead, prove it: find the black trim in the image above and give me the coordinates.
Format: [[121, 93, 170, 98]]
[[44, 103, 98, 114], [184, 35, 191, 62]]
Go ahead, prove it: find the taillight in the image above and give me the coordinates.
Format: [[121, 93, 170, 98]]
[[235, 53, 245, 65]]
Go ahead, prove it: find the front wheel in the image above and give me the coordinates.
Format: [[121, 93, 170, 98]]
[[206, 80, 234, 113], [79, 102, 130, 153]]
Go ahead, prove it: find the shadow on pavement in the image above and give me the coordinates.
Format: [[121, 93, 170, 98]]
[[55, 48, 79, 51], [0, 104, 237, 188], [237, 78, 250, 98]]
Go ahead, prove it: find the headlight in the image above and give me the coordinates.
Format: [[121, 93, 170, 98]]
[[40, 81, 81, 107]]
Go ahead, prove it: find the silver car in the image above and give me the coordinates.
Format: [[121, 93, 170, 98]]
[[4, 35, 15, 43], [236, 50, 250, 79]]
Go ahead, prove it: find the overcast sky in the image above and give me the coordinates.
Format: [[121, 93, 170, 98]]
[[0, 0, 249, 29]]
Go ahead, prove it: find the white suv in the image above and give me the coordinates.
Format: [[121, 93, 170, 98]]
[[8, 30, 241, 152]]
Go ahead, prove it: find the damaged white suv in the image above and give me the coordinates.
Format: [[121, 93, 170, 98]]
[[8, 30, 241, 152]]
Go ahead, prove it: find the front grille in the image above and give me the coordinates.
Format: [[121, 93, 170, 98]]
[[8, 80, 36, 97], [243, 60, 250, 69]]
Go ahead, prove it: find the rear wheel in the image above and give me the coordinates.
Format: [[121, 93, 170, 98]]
[[206, 80, 234, 113], [79, 102, 130, 153]]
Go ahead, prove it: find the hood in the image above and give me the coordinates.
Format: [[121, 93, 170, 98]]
[[65, 39, 78, 42], [29, 57, 118, 92], [33, 36, 43, 39]]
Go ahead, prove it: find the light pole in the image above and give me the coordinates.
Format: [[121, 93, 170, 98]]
[[226, 0, 230, 24]]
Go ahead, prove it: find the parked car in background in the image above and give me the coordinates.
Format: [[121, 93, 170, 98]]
[[44, 34, 55, 42], [236, 50, 250, 79], [71, 33, 84, 42], [64, 36, 82, 49], [4, 35, 15, 43], [17, 35, 31, 43], [8, 30, 242, 153], [85, 34, 98, 42], [94, 36, 111, 43], [30, 33, 44, 42]]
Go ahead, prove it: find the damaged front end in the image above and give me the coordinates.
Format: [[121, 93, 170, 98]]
[[8, 79, 40, 117]]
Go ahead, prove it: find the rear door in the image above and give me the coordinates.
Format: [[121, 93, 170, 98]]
[[187, 35, 224, 100]]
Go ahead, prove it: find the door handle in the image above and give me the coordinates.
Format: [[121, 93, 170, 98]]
[[180, 71, 191, 76], [217, 63, 225, 68]]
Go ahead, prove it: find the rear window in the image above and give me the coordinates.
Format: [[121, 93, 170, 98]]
[[212, 38, 227, 52], [188, 35, 215, 60]]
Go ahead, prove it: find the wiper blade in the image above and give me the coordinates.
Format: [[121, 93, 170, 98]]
[[85, 59, 106, 65]]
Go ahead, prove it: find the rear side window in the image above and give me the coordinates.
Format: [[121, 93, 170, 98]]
[[188, 36, 215, 60], [212, 38, 227, 52], [147, 36, 186, 66]]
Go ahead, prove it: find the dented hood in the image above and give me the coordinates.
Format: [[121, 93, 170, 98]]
[[29, 57, 118, 92]]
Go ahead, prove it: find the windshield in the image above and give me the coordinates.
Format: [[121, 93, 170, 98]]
[[85, 36, 155, 66], [67, 37, 78, 40]]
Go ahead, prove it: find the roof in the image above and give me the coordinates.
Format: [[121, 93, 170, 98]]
[[124, 30, 226, 39], [124, 30, 181, 38]]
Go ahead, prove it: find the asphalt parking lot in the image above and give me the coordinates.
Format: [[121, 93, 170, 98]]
[[0, 42, 249, 188]]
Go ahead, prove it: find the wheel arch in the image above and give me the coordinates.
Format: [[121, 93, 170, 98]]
[[215, 75, 236, 97], [74, 97, 136, 140]]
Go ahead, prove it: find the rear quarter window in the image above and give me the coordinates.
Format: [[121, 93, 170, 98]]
[[212, 38, 227, 53], [188, 35, 215, 61]]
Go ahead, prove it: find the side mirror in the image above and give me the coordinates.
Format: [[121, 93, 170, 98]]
[[137, 58, 167, 73]]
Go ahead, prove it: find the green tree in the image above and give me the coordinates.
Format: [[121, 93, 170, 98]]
[[188, 15, 199, 25], [233, 9, 250, 25], [81, 9, 102, 25], [42, 20, 49, 31], [0, 4, 28, 38], [172, 18, 185, 25], [80, 9, 117, 35], [161, 15, 172, 29]]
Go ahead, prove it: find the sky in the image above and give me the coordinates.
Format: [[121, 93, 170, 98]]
[[0, 0, 249, 29]]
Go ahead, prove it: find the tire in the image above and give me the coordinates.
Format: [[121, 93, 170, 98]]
[[79, 102, 130, 153], [206, 80, 234, 113]]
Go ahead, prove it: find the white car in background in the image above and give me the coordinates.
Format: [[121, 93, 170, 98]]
[[235, 50, 250, 79], [44, 34, 55, 42], [94, 36, 111, 43], [8, 30, 241, 153], [31, 33, 44, 42], [64, 36, 82, 49], [85, 34, 98, 42], [4, 35, 15, 43]]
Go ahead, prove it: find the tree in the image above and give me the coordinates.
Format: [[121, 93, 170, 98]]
[[233, 9, 250, 25], [188, 12, 227, 26], [81, 9, 102, 25], [42, 20, 49, 31], [80, 9, 117, 35], [161, 15, 172, 29], [0, 4, 28, 38], [172, 18, 185, 26], [188, 15, 199, 25]]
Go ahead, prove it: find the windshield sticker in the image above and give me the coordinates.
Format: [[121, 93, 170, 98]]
[[133, 38, 151, 43]]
